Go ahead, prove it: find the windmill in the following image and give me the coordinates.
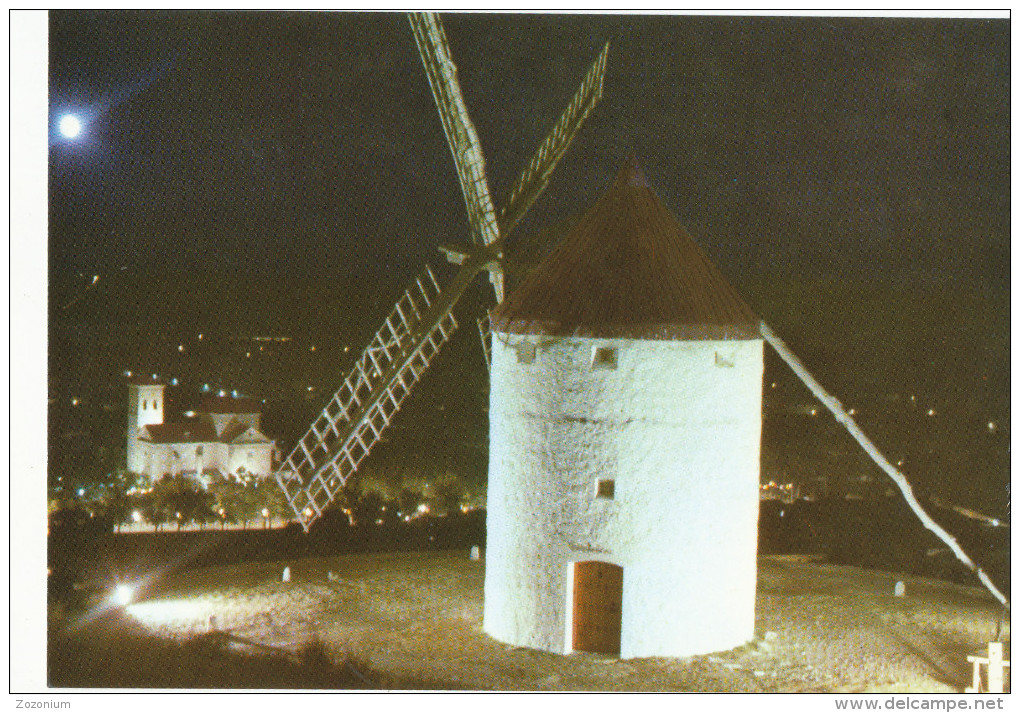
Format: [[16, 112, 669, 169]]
[[274, 13, 609, 531]]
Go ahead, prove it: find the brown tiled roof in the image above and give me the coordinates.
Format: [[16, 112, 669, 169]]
[[220, 422, 273, 444], [199, 395, 261, 414], [491, 160, 760, 340], [142, 422, 218, 444], [141, 419, 272, 445]]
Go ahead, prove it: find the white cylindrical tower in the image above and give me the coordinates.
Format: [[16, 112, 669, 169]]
[[126, 375, 165, 474], [484, 160, 764, 658]]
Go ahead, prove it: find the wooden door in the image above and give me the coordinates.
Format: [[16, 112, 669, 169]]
[[572, 561, 623, 654]]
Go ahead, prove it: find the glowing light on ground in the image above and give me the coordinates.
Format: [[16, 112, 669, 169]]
[[128, 597, 213, 628], [114, 584, 134, 605]]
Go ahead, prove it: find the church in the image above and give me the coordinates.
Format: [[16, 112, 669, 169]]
[[126, 375, 276, 482]]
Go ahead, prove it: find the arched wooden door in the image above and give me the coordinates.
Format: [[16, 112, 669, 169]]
[[572, 561, 623, 654]]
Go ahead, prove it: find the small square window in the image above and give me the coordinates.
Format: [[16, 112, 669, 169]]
[[596, 479, 615, 499], [516, 342, 536, 364], [591, 347, 617, 370]]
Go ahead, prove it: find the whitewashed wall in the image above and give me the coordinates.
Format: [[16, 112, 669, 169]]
[[127, 384, 165, 473], [484, 333, 763, 658], [228, 441, 274, 477]]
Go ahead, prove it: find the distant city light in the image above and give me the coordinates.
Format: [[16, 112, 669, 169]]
[[310, 345, 316, 352], [927, 409, 936, 417], [77, 488, 85, 497], [262, 508, 269, 518], [171, 378, 179, 386], [246, 352, 251, 358], [344, 346, 350, 353], [848, 408, 856, 416], [132, 510, 142, 523], [178, 345, 184, 352], [988, 421, 997, 432], [231, 390, 238, 398], [71, 397, 80, 406], [125, 370, 133, 377], [198, 333, 204, 341], [218, 389, 226, 397]]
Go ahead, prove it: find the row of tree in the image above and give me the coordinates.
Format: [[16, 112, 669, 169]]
[[62, 469, 481, 532], [91, 471, 291, 531]]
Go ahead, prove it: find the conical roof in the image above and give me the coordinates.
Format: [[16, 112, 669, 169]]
[[490, 159, 760, 340]]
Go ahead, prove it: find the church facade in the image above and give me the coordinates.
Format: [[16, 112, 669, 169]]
[[126, 375, 276, 482]]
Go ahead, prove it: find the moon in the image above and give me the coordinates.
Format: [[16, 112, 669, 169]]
[[58, 114, 82, 139]]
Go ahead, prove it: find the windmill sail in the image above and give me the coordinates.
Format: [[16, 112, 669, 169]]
[[276, 266, 458, 529], [498, 41, 610, 236], [409, 13, 501, 249], [275, 14, 609, 531]]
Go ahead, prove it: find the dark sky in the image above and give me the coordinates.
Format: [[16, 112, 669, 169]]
[[48, 11, 1009, 288]]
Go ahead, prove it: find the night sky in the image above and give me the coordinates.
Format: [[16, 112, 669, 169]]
[[48, 11, 1010, 288]]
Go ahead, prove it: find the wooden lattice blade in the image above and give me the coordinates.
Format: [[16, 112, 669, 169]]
[[498, 41, 610, 237], [275, 252, 498, 530], [409, 12, 501, 253]]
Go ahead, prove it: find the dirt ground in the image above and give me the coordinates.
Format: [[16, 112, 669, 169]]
[[115, 550, 1008, 692]]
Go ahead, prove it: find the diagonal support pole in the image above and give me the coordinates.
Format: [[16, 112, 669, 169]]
[[760, 321, 1010, 610]]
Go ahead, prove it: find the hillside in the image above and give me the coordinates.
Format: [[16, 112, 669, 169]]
[[50, 550, 1009, 691]]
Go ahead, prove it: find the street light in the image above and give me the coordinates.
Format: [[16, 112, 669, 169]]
[[114, 584, 134, 606]]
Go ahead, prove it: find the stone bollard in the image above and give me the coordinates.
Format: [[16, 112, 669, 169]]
[[894, 581, 906, 597], [282, 566, 291, 583], [470, 545, 481, 561]]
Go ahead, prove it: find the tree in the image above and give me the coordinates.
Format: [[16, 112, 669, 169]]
[[232, 480, 263, 529], [257, 479, 292, 524], [208, 477, 244, 528], [429, 473, 465, 516], [140, 480, 170, 530], [102, 469, 141, 532]]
